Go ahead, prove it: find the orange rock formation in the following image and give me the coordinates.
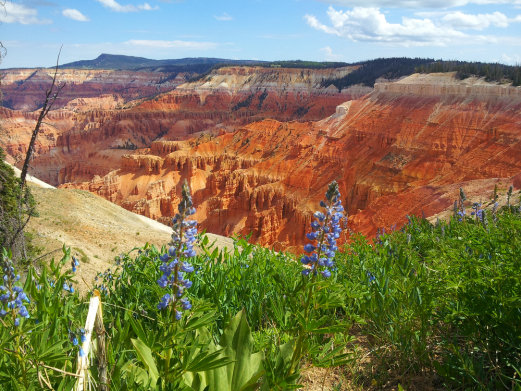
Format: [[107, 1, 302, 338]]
[[6, 69, 521, 250], [1, 68, 189, 111], [4, 66, 365, 185], [56, 73, 521, 250]]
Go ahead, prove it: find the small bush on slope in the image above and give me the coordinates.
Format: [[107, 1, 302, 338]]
[[0, 147, 39, 263]]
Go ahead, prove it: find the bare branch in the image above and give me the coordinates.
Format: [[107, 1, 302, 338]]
[[20, 45, 65, 189]]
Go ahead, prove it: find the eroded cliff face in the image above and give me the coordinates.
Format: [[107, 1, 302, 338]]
[[0, 107, 76, 161], [1, 68, 191, 111], [56, 73, 521, 250], [8, 70, 521, 250], [138, 66, 371, 122], [375, 72, 521, 97], [5, 65, 367, 184]]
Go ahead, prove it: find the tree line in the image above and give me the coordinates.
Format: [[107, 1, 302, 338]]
[[320, 57, 434, 91], [416, 61, 521, 86]]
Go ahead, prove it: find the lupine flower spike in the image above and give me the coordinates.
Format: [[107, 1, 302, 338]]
[[301, 181, 343, 278], [0, 252, 30, 326], [71, 256, 80, 273], [481, 209, 488, 229], [157, 180, 197, 321], [458, 187, 467, 221], [471, 202, 483, 221], [70, 328, 87, 357]]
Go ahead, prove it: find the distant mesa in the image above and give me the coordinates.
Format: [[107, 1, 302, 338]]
[[59, 53, 266, 71]]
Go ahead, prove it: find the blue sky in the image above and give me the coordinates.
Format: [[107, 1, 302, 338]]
[[0, 0, 520, 68]]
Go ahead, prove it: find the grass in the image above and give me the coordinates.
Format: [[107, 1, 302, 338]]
[[2, 194, 521, 390], [73, 247, 89, 263]]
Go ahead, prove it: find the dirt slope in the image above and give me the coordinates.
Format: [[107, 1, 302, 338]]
[[26, 184, 234, 291]]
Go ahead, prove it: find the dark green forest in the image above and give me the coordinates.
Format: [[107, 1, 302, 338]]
[[320, 57, 434, 91], [416, 61, 521, 86]]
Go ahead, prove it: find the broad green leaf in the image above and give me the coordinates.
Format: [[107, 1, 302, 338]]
[[131, 338, 159, 386]]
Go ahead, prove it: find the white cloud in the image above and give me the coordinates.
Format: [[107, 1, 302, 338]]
[[320, 46, 343, 60], [214, 12, 233, 21], [125, 39, 219, 50], [304, 6, 503, 47], [0, 2, 52, 24], [442, 11, 509, 29], [313, 0, 521, 9], [502, 53, 521, 63], [95, 0, 158, 12], [62, 9, 90, 22]]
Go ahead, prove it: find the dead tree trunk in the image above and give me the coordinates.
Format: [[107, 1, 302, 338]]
[[20, 47, 65, 189]]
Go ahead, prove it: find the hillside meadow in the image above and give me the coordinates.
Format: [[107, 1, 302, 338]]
[[1, 179, 521, 391]]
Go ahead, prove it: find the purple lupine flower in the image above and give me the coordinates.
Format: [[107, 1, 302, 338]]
[[325, 259, 335, 268], [0, 252, 31, 325], [180, 298, 192, 310], [306, 232, 318, 240], [19, 306, 29, 318], [303, 244, 315, 253], [321, 270, 331, 278], [157, 294, 172, 310], [71, 257, 80, 273], [156, 181, 197, 319], [180, 262, 194, 273], [301, 181, 343, 280]]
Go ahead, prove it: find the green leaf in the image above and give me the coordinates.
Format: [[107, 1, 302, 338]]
[[183, 310, 264, 391], [185, 312, 219, 332], [307, 324, 347, 334], [131, 338, 159, 386], [130, 316, 148, 341], [188, 355, 235, 373], [239, 370, 265, 391]]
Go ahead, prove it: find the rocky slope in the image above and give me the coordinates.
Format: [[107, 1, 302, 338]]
[[1, 68, 190, 111], [55, 73, 521, 250], [375, 72, 521, 97], [139, 66, 371, 122]]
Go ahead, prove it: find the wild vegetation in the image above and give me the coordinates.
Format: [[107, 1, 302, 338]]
[[0, 148, 39, 263], [1, 179, 521, 390]]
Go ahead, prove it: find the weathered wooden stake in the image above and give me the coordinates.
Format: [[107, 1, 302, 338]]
[[95, 294, 108, 391], [75, 296, 98, 390]]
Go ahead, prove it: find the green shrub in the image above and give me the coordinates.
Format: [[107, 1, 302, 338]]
[[0, 147, 38, 263]]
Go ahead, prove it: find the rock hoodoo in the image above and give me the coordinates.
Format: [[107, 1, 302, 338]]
[[57, 73, 521, 250], [4, 69, 521, 251]]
